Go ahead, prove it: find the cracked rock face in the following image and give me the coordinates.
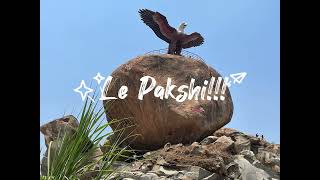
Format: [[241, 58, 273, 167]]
[[103, 54, 233, 150]]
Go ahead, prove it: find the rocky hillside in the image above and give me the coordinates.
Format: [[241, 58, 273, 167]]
[[109, 128, 280, 180], [40, 54, 279, 179], [40, 114, 280, 180]]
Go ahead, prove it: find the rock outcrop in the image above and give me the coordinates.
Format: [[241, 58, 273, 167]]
[[40, 115, 102, 178], [103, 54, 233, 150], [108, 128, 280, 180], [40, 115, 79, 147], [40, 115, 80, 175]]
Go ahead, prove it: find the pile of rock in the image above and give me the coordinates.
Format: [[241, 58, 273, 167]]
[[40, 117, 280, 180], [108, 128, 280, 180]]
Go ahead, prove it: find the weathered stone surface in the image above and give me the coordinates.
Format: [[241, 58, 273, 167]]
[[200, 136, 219, 145], [155, 166, 179, 176], [40, 115, 80, 176], [109, 128, 280, 180], [213, 128, 238, 137], [256, 150, 278, 165], [183, 166, 213, 179], [103, 54, 233, 150], [234, 155, 270, 180], [40, 115, 79, 147], [202, 173, 224, 180], [234, 135, 251, 154], [212, 135, 235, 152], [240, 150, 256, 163], [265, 144, 280, 155], [269, 157, 280, 166], [140, 172, 159, 180]]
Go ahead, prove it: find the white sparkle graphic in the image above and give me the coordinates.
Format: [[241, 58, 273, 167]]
[[74, 80, 94, 101], [93, 72, 105, 84]]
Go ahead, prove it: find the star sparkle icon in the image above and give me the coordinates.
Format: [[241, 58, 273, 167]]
[[93, 72, 105, 84], [74, 80, 94, 101]]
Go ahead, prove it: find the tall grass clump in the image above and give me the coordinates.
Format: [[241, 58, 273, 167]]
[[40, 96, 136, 180]]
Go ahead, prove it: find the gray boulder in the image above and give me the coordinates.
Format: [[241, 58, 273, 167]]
[[234, 155, 270, 180]]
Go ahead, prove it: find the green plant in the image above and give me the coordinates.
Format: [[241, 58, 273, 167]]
[[40, 97, 137, 180]]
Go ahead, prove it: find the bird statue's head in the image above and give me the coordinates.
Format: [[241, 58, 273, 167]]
[[178, 22, 187, 33]]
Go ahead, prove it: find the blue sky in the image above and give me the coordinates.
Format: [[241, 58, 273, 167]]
[[40, 0, 280, 148]]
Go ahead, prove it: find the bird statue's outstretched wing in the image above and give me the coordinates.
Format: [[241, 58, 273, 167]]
[[139, 9, 176, 43], [181, 32, 204, 49]]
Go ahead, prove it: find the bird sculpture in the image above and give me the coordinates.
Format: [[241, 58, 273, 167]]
[[139, 9, 204, 55]]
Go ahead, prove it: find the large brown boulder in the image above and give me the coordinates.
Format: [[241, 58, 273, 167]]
[[103, 54, 233, 150]]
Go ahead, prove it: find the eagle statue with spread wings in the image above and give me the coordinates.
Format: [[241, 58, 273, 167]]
[[139, 9, 204, 55]]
